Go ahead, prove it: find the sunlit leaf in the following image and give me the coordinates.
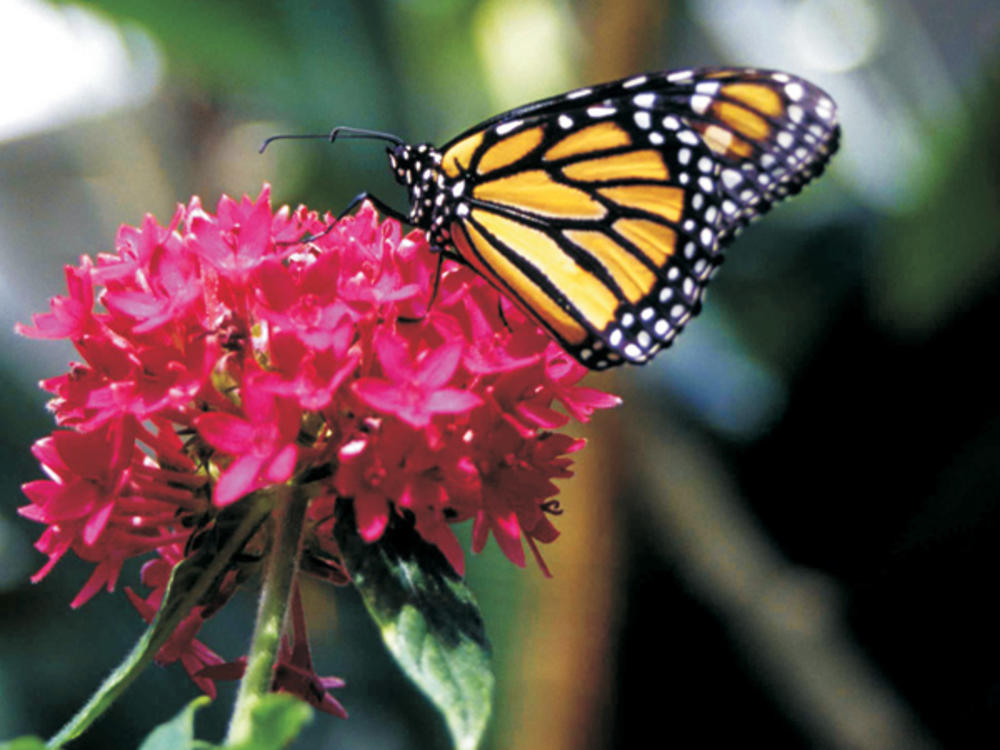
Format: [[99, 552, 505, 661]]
[[138, 696, 210, 750], [0, 737, 48, 750], [223, 694, 313, 750]]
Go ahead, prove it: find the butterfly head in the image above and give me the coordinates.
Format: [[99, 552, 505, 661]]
[[387, 142, 447, 236]]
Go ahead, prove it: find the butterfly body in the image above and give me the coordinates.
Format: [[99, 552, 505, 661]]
[[384, 67, 840, 369]]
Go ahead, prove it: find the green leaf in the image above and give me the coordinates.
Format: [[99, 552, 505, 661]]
[[133, 694, 310, 750], [334, 503, 494, 750], [222, 694, 313, 750], [0, 737, 47, 750], [138, 696, 210, 750]]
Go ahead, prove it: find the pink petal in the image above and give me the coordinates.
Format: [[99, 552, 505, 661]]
[[355, 492, 389, 542], [413, 341, 463, 388], [237, 191, 271, 260], [416, 518, 465, 577], [373, 330, 414, 382], [187, 216, 232, 267], [353, 379, 414, 417], [515, 400, 568, 429], [489, 510, 525, 568], [20, 480, 62, 510], [425, 388, 483, 416], [214, 453, 266, 506], [82, 500, 115, 545], [196, 413, 257, 453], [264, 443, 298, 483]]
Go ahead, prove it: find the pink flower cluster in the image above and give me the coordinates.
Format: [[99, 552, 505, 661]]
[[17, 185, 620, 697]]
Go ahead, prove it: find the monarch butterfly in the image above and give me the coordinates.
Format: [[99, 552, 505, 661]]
[[267, 67, 839, 369]]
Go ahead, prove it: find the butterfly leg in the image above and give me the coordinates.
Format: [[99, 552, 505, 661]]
[[287, 192, 411, 245], [497, 298, 511, 332], [400, 251, 445, 323], [338, 192, 410, 224]]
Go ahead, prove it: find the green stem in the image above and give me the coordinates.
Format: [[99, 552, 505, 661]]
[[226, 484, 310, 744]]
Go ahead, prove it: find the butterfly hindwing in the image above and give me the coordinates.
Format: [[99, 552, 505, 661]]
[[443, 112, 725, 367]]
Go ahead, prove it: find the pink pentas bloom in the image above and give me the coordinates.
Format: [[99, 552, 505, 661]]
[[195, 378, 302, 506], [19, 419, 193, 606], [353, 331, 484, 429], [17, 258, 98, 340], [17, 184, 621, 702]]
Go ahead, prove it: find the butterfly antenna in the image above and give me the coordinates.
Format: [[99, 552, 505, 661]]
[[259, 126, 405, 154]]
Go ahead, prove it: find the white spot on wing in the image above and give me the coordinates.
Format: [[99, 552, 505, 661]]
[[815, 98, 835, 120], [722, 169, 743, 188], [784, 82, 804, 101], [588, 105, 616, 118], [495, 119, 523, 136], [690, 94, 711, 114], [633, 92, 656, 109], [678, 130, 700, 146]]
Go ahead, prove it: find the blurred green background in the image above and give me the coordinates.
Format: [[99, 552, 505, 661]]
[[2, 0, 999, 748]]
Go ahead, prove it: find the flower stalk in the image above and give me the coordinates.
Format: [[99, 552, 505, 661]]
[[227, 485, 310, 744]]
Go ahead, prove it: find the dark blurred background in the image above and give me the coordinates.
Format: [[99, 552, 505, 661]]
[[2, 1, 999, 748]]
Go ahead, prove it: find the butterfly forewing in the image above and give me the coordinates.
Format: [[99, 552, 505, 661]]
[[609, 68, 841, 242], [405, 67, 839, 369]]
